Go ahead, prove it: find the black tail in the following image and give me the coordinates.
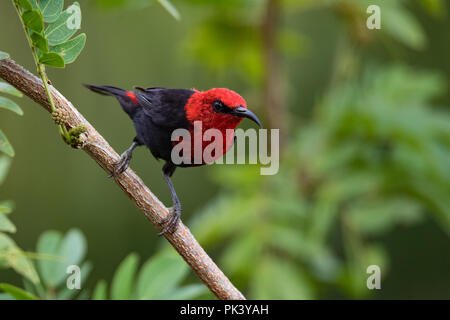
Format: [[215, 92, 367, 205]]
[[83, 84, 126, 97], [84, 84, 138, 116]]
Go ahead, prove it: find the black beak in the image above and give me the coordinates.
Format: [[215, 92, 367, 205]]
[[231, 106, 262, 128]]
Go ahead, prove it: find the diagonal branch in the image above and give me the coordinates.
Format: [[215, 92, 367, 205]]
[[0, 58, 245, 300]]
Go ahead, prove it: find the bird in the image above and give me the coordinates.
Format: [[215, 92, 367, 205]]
[[84, 84, 262, 236]]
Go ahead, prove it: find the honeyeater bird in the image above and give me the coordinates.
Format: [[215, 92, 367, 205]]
[[84, 84, 262, 236]]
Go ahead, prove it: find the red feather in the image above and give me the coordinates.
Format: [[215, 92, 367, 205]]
[[126, 91, 138, 104], [183, 88, 247, 163]]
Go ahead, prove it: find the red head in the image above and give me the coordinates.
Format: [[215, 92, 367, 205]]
[[185, 88, 261, 131], [182, 88, 262, 163]]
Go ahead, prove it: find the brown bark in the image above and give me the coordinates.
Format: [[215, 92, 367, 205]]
[[0, 58, 245, 300]]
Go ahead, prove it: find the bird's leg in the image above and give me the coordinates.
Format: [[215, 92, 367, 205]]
[[109, 139, 140, 177], [158, 163, 181, 236]]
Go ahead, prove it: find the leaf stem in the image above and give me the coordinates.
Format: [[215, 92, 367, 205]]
[[12, 1, 69, 141]]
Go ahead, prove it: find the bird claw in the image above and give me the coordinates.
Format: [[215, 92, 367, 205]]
[[158, 206, 181, 236], [108, 151, 132, 178]]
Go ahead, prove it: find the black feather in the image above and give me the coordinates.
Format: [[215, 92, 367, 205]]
[[85, 84, 195, 164]]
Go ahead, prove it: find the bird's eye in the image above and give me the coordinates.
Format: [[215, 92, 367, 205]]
[[212, 100, 229, 113]]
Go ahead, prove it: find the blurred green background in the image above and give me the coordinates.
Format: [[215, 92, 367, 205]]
[[0, 0, 449, 299]]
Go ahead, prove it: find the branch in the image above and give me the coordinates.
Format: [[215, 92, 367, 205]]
[[0, 58, 245, 300]]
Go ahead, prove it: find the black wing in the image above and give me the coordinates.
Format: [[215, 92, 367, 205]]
[[132, 87, 195, 162], [135, 87, 195, 129]]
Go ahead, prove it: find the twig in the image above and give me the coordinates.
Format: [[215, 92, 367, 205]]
[[0, 58, 245, 300]]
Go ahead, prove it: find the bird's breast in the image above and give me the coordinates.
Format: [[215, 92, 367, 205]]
[[171, 126, 236, 165]]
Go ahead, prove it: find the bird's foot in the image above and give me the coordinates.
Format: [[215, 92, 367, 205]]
[[108, 150, 132, 178], [158, 206, 181, 236]]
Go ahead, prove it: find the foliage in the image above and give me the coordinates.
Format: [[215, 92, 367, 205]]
[[1, 0, 449, 300], [0, 203, 40, 287], [0, 51, 23, 158], [184, 13, 266, 84], [2, 0, 206, 301], [0, 174, 40, 288], [182, 0, 449, 299], [30, 229, 91, 299], [183, 0, 268, 84], [92, 250, 208, 300], [93, 0, 181, 21], [1, 230, 208, 300], [1, 3, 90, 297], [182, 0, 445, 85], [14, 0, 86, 68], [12, 0, 87, 147], [0, 54, 36, 290], [1, 229, 92, 300], [0, 283, 38, 300], [191, 65, 450, 298]]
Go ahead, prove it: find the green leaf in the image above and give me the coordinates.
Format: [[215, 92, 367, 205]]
[[383, 5, 426, 50], [347, 198, 423, 235], [36, 230, 63, 286], [29, 0, 38, 10], [45, 2, 81, 46], [15, 0, 33, 11], [37, 229, 86, 287], [57, 228, 87, 269], [80, 261, 93, 285], [0, 201, 14, 212], [92, 280, 107, 300], [0, 130, 14, 157], [251, 258, 314, 299], [0, 156, 12, 186], [0, 213, 16, 233], [0, 205, 12, 214], [22, 277, 39, 297], [0, 96, 24, 116], [0, 232, 15, 250], [0, 82, 23, 98], [157, 0, 180, 21], [9, 249, 40, 284], [22, 10, 44, 33], [38, 0, 64, 23], [111, 253, 139, 300], [50, 33, 86, 64], [57, 260, 93, 300], [0, 283, 38, 300], [0, 204, 12, 214], [39, 52, 65, 68], [0, 293, 14, 300], [136, 252, 188, 299], [59, 229, 86, 265], [221, 231, 261, 277], [31, 32, 49, 52], [0, 51, 9, 61], [0, 234, 40, 284]]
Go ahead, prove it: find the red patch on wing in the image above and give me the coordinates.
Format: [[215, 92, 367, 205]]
[[126, 91, 138, 104]]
